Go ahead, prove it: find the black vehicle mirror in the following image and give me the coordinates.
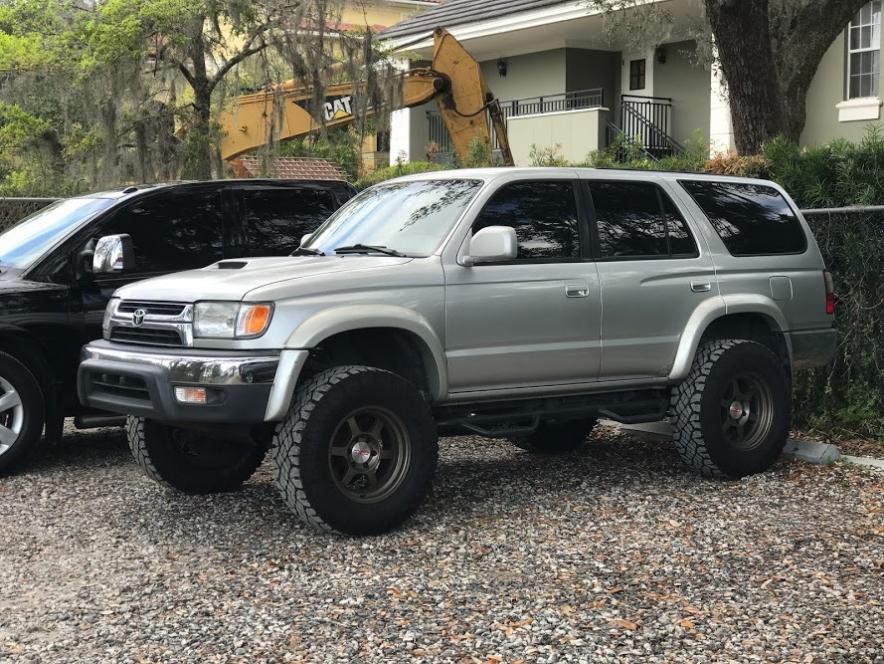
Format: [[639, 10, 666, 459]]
[[92, 234, 134, 274]]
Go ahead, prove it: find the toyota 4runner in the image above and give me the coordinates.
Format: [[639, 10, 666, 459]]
[[78, 168, 837, 535]]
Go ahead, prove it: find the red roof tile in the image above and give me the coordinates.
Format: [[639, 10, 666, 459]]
[[232, 156, 346, 181]]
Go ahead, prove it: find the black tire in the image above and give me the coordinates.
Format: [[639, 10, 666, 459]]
[[126, 416, 267, 494], [271, 365, 438, 536], [670, 339, 790, 479], [0, 351, 45, 475], [509, 418, 597, 454]]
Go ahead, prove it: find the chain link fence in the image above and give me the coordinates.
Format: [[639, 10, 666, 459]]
[[0, 196, 879, 437]]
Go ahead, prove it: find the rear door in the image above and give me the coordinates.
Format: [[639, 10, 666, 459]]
[[231, 184, 338, 257], [585, 178, 718, 380]]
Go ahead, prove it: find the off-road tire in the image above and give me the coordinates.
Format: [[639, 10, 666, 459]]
[[271, 365, 438, 536], [0, 351, 45, 475], [509, 418, 597, 454], [127, 416, 267, 494], [670, 339, 789, 479]]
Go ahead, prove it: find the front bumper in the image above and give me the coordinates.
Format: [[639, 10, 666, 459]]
[[77, 340, 308, 424]]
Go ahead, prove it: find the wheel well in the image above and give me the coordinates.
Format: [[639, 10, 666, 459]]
[[306, 328, 436, 398], [700, 313, 790, 369], [0, 333, 52, 388]]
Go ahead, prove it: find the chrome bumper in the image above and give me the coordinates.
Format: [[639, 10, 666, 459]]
[[78, 341, 308, 423]]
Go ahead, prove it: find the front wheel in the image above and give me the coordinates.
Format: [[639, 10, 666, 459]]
[[271, 365, 438, 536], [127, 417, 267, 494], [670, 339, 789, 478], [0, 351, 45, 475]]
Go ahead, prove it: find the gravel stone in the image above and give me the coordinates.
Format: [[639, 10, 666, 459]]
[[1, 421, 882, 663]]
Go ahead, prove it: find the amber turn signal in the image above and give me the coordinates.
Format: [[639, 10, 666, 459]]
[[236, 303, 273, 337]]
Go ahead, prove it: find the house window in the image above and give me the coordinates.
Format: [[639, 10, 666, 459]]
[[629, 59, 646, 90], [848, 1, 881, 98]]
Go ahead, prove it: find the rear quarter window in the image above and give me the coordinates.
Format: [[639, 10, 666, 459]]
[[679, 180, 806, 256]]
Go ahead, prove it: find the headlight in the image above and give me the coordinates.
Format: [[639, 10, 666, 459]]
[[194, 302, 273, 338], [102, 297, 120, 339]]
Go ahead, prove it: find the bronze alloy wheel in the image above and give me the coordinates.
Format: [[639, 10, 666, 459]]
[[328, 406, 412, 503], [720, 371, 775, 451]]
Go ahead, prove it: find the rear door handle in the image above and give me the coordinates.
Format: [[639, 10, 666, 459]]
[[691, 281, 712, 293], [565, 285, 589, 298]]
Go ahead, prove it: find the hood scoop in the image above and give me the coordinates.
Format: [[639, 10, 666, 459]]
[[217, 260, 248, 270]]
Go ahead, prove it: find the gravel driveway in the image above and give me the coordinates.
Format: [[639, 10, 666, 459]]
[[1, 423, 882, 663]]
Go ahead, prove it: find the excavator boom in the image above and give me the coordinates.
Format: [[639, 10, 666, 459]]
[[219, 29, 513, 166]]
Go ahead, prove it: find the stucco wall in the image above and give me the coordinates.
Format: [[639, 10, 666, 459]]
[[801, 32, 883, 146], [481, 49, 567, 101], [508, 108, 608, 165], [565, 49, 620, 110], [652, 41, 711, 146]]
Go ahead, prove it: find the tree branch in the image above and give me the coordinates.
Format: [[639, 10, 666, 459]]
[[208, 42, 268, 93], [177, 62, 196, 88]]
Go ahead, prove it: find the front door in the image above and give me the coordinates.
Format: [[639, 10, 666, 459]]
[[444, 180, 601, 395]]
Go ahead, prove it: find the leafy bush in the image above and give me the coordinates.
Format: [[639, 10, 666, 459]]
[[529, 144, 569, 167], [353, 160, 449, 190]]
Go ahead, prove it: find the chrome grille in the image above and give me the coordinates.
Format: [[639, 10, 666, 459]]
[[117, 301, 187, 317], [108, 300, 194, 347], [110, 327, 183, 347]]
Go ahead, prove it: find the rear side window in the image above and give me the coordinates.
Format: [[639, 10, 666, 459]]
[[472, 181, 580, 260], [589, 181, 698, 258], [242, 187, 336, 256], [680, 180, 806, 256]]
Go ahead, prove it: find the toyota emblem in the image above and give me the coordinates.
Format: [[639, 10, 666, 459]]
[[132, 308, 146, 326]]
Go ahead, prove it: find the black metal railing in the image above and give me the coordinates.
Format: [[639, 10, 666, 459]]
[[426, 88, 605, 163], [618, 94, 684, 159]]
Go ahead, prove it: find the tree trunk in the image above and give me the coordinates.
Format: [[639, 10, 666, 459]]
[[704, 0, 784, 153], [183, 19, 213, 179]]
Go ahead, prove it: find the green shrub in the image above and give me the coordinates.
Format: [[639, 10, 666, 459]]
[[529, 144, 569, 167], [353, 160, 449, 190]]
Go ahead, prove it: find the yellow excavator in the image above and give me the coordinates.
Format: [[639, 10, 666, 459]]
[[219, 28, 513, 166]]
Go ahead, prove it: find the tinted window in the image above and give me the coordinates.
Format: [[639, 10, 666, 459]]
[[473, 181, 580, 260], [591, 181, 698, 258], [99, 190, 224, 273], [680, 180, 806, 256], [243, 188, 336, 256]]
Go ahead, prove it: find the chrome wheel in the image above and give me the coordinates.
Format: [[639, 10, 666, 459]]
[[0, 376, 24, 456], [720, 371, 774, 451], [328, 407, 411, 504]]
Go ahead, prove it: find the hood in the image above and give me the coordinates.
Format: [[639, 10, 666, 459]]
[[114, 255, 414, 302]]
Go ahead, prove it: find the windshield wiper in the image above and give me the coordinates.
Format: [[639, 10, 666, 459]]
[[334, 244, 404, 257], [291, 246, 324, 256]]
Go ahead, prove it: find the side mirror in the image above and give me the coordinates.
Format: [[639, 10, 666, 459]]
[[92, 234, 134, 274], [300, 232, 314, 247], [462, 226, 517, 266]]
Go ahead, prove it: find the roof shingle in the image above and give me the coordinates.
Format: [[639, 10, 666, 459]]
[[381, 0, 567, 40]]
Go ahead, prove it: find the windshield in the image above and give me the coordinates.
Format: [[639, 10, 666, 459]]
[[303, 179, 483, 257], [0, 197, 115, 270]]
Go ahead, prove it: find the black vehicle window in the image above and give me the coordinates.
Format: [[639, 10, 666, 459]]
[[680, 180, 806, 256], [98, 190, 224, 274], [590, 181, 698, 258], [472, 181, 580, 260], [242, 187, 337, 256]]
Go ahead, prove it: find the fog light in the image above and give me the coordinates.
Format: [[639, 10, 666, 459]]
[[175, 386, 208, 404]]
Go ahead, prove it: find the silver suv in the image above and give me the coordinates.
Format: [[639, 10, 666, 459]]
[[78, 168, 837, 535]]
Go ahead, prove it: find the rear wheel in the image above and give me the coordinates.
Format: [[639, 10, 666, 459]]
[[0, 351, 45, 475], [272, 365, 438, 536], [509, 418, 597, 454], [126, 417, 267, 494], [670, 339, 789, 478]]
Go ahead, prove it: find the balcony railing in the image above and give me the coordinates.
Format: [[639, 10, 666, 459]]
[[427, 88, 605, 162]]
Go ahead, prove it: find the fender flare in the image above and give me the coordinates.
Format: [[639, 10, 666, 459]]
[[668, 294, 789, 382], [284, 304, 448, 399]]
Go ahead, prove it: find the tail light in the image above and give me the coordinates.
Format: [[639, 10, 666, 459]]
[[823, 270, 836, 315]]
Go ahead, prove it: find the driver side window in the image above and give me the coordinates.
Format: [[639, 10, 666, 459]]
[[95, 189, 224, 275], [472, 181, 581, 260]]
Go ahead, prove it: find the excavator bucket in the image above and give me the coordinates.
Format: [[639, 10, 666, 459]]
[[430, 29, 514, 166]]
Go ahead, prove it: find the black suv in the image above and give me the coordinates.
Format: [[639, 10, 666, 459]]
[[0, 179, 355, 472]]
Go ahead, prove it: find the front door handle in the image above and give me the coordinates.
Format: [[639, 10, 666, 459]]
[[565, 285, 589, 298], [691, 281, 712, 293]]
